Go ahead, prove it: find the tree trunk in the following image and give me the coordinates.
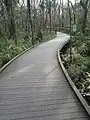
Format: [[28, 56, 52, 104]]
[[82, 8, 88, 33], [4, 0, 17, 44], [48, 1, 52, 33], [68, 0, 72, 63], [45, 9, 48, 29], [58, 0, 61, 31], [27, 0, 34, 45], [49, 13, 51, 33], [53, 0, 56, 32], [80, 0, 89, 34], [62, 0, 64, 29]]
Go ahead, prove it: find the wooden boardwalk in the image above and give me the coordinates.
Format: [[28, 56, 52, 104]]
[[0, 33, 89, 120]]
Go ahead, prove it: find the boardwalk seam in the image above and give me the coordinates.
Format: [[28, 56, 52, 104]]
[[4, 111, 88, 120], [46, 66, 58, 75]]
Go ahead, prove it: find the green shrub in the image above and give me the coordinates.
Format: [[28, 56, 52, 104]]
[[86, 41, 90, 56], [62, 33, 90, 94], [0, 31, 56, 68], [2, 54, 11, 65]]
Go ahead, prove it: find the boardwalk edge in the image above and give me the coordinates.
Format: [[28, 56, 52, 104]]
[[57, 39, 90, 117]]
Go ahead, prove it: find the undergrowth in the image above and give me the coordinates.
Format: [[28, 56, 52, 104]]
[[0, 31, 56, 68], [61, 32, 90, 105]]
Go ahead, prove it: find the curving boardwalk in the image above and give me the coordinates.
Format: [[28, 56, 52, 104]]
[[0, 33, 89, 120]]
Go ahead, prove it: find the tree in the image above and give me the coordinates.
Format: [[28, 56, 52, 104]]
[[52, 0, 57, 31], [80, 0, 89, 33], [48, 0, 52, 33], [69, 0, 76, 24], [61, 0, 64, 29], [27, 0, 34, 45], [68, 0, 72, 62], [58, 0, 61, 31], [39, 0, 45, 29], [4, 0, 17, 44]]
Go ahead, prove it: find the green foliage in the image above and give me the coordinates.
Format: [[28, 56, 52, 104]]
[[43, 31, 56, 41], [86, 40, 90, 56], [84, 57, 90, 72], [62, 33, 90, 99], [73, 35, 90, 56], [0, 36, 30, 67], [37, 31, 43, 42], [0, 31, 56, 68]]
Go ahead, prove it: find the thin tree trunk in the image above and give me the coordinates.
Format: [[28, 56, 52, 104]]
[[82, 8, 88, 33], [62, 0, 64, 29], [49, 13, 51, 33], [4, 0, 17, 44], [53, 0, 56, 32], [68, 0, 72, 63], [27, 0, 34, 45], [69, 1, 76, 24], [48, 1, 51, 33], [42, 0, 45, 29], [58, 0, 61, 31], [45, 9, 48, 29], [80, 0, 89, 34]]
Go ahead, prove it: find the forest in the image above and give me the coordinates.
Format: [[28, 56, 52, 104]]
[[0, 0, 90, 104]]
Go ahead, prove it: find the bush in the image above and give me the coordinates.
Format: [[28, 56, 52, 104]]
[[37, 31, 43, 42], [86, 41, 90, 56], [0, 31, 56, 68], [61, 33, 90, 99]]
